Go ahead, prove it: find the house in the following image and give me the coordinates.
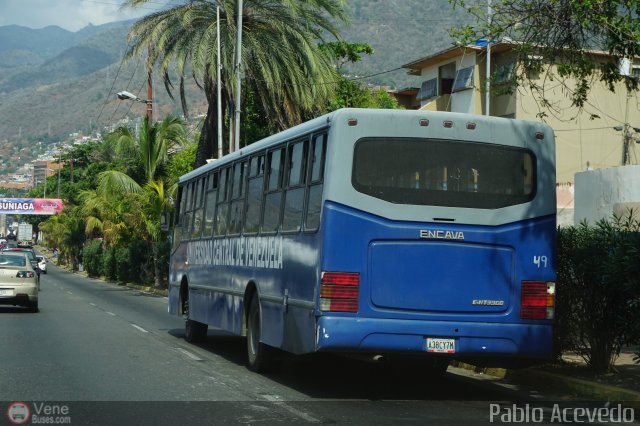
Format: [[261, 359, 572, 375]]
[[401, 41, 640, 225]]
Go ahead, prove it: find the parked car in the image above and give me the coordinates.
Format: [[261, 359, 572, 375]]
[[36, 255, 47, 274], [0, 251, 39, 312]]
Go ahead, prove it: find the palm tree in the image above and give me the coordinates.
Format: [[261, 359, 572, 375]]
[[123, 0, 347, 166], [85, 116, 187, 287]]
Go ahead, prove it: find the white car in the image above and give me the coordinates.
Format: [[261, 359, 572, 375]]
[[0, 252, 39, 312], [36, 255, 47, 274]]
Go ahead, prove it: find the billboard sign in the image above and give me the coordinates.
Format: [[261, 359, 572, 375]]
[[0, 198, 64, 215]]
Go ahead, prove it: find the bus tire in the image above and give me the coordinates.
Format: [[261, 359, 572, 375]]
[[246, 295, 275, 372], [184, 292, 207, 343]]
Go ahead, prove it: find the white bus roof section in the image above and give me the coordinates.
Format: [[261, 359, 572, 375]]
[[323, 109, 556, 227]]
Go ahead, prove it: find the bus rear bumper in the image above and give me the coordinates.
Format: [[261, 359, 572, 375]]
[[315, 316, 552, 361]]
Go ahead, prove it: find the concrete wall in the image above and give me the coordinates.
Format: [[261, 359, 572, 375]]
[[574, 165, 640, 224], [515, 62, 640, 185]]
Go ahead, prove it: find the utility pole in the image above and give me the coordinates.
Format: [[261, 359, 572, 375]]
[[485, 0, 492, 116], [233, 0, 244, 153], [622, 89, 631, 165], [217, 5, 223, 159], [147, 44, 154, 125]]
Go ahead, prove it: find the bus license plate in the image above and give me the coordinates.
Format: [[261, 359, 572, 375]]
[[0, 289, 13, 296], [426, 338, 455, 353]]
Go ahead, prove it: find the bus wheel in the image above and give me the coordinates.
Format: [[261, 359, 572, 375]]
[[183, 292, 207, 343], [246, 295, 275, 372]]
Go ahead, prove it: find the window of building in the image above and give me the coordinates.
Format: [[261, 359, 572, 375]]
[[417, 78, 438, 101], [494, 62, 515, 84], [452, 66, 475, 92]]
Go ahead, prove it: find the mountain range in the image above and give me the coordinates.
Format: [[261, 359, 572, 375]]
[[0, 0, 470, 173]]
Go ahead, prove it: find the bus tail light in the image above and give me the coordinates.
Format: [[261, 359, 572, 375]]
[[16, 271, 35, 278], [521, 281, 555, 320], [320, 272, 359, 313]]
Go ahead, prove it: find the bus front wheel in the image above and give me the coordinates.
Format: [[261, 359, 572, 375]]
[[184, 291, 207, 343], [246, 295, 275, 372]]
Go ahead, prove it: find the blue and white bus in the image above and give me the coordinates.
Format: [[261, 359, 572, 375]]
[[168, 108, 556, 373]]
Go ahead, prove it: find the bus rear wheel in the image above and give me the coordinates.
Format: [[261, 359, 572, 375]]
[[246, 295, 276, 372], [183, 292, 207, 343]]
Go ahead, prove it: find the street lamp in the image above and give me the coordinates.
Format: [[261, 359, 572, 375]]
[[116, 91, 152, 124], [613, 125, 640, 164]]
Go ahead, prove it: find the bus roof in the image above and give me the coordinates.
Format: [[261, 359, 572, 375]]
[[178, 108, 553, 184]]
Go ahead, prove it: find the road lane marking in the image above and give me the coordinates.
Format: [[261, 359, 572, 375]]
[[66, 291, 73, 295], [89, 303, 97, 307], [130, 324, 149, 333], [261, 395, 320, 423], [105, 311, 116, 316], [175, 347, 203, 361]]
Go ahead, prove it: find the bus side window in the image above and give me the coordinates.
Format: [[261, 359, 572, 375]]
[[172, 186, 184, 249], [192, 177, 206, 238], [182, 181, 194, 240], [262, 148, 285, 233], [215, 167, 230, 236], [305, 133, 326, 231], [244, 154, 265, 235], [203, 171, 218, 237], [282, 139, 308, 232], [228, 161, 247, 235]]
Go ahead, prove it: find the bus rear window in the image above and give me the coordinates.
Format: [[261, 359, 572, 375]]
[[352, 137, 535, 209]]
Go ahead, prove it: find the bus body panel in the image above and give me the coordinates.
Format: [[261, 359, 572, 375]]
[[317, 201, 555, 361], [169, 232, 322, 354], [315, 316, 553, 360]]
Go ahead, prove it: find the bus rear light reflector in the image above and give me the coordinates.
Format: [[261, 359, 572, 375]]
[[419, 119, 430, 126], [320, 272, 359, 313], [521, 281, 555, 320], [466, 122, 477, 129], [535, 132, 545, 140], [347, 118, 358, 126], [443, 121, 453, 128]]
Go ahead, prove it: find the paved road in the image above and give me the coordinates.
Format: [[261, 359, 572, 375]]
[[0, 261, 567, 425]]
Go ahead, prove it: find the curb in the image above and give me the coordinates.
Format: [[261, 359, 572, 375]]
[[508, 368, 640, 409], [452, 361, 640, 409]]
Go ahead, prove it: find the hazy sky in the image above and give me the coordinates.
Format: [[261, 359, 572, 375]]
[[0, 0, 168, 32]]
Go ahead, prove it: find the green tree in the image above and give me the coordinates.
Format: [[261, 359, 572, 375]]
[[88, 117, 187, 287], [449, 0, 640, 108], [321, 41, 402, 110], [123, 0, 348, 167], [166, 142, 197, 187]]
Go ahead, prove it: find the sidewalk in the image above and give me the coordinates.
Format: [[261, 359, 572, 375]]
[[503, 349, 640, 408]]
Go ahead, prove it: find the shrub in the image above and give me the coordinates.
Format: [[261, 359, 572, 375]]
[[555, 213, 640, 373], [82, 239, 103, 278], [102, 247, 116, 281], [115, 247, 132, 283], [128, 240, 153, 284]]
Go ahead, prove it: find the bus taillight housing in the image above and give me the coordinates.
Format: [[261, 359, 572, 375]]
[[521, 281, 555, 320], [320, 272, 359, 313]]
